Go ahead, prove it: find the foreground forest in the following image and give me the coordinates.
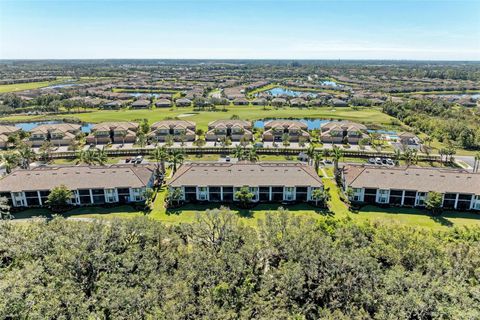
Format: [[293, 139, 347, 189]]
[[1, 210, 480, 319]]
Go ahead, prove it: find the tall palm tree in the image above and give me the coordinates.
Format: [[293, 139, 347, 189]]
[[247, 147, 259, 162], [1, 153, 19, 174], [137, 132, 147, 148], [169, 149, 184, 173], [393, 149, 402, 166], [152, 146, 168, 176], [331, 145, 343, 175], [313, 151, 322, 173], [17, 145, 36, 169], [306, 144, 316, 165], [323, 149, 330, 161]]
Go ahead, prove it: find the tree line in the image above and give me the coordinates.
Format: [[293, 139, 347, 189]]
[[1, 210, 479, 319]]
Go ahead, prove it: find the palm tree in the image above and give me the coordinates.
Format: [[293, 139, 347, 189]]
[[17, 145, 36, 169], [39, 141, 54, 162], [331, 145, 343, 175], [152, 146, 168, 176], [393, 149, 402, 166], [234, 145, 244, 160], [438, 148, 446, 164], [403, 148, 414, 166], [169, 149, 184, 173], [281, 133, 290, 147], [1, 153, 19, 174], [306, 144, 316, 165], [77, 148, 105, 165], [313, 151, 322, 173], [137, 132, 147, 148], [247, 147, 259, 162], [96, 148, 108, 165], [323, 149, 331, 161]]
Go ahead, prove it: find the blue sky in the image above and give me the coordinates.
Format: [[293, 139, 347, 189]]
[[0, 0, 479, 60]]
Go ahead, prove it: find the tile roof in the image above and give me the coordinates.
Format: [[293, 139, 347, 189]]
[[343, 164, 480, 194], [0, 164, 155, 192], [168, 162, 323, 188]]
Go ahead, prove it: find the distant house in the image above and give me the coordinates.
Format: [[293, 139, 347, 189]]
[[251, 97, 267, 106], [155, 99, 172, 108], [232, 97, 249, 105], [175, 98, 192, 107], [149, 120, 196, 142], [168, 162, 323, 203], [131, 99, 151, 109], [86, 122, 139, 145], [320, 121, 367, 144], [397, 132, 421, 146], [205, 120, 253, 142], [102, 100, 123, 110], [0, 164, 156, 208], [28, 123, 81, 147], [262, 120, 310, 142], [290, 98, 308, 107], [271, 97, 287, 106], [308, 98, 323, 107], [330, 98, 348, 107], [0, 125, 21, 149]]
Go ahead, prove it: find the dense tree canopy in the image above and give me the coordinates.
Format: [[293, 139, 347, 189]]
[[1, 210, 479, 319]]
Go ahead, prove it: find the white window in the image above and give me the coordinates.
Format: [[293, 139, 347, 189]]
[[198, 187, 208, 201], [105, 189, 116, 203], [284, 187, 295, 201], [473, 196, 480, 210], [378, 189, 389, 204], [416, 192, 427, 206]]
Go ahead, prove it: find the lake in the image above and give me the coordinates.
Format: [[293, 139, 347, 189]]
[[259, 87, 317, 98], [128, 93, 161, 98], [319, 80, 343, 88], [254, 118, 331, 130], [43, 83, 80, 89], [14, 121, 93, 133]]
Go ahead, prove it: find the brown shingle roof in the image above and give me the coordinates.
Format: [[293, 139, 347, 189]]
[[0, 164, 155, 192], [168, 162, 323, 188], [343, 164, 480, 194]]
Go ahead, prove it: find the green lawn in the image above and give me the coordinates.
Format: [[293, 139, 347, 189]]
[[0, 79, 70, 93], [14, 175, 480, 231], [0, 106, 395, 131]]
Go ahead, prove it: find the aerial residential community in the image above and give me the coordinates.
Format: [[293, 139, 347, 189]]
[[0, 60, 479, 221], [1, 0, 480, 318]]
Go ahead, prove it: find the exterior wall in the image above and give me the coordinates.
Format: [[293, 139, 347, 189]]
[[151, 133, 195, 142], [173, 185, 322, 203], [86, 135, 111, 144], [8, 187, 148, 208], [347, 185, 479, 211]]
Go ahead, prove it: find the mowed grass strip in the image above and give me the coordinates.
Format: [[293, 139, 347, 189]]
[[1, 106, 395, 130]]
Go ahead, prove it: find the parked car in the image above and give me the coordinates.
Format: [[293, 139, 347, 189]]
[[386, 158, 394, 166], [134, 155, 143, 164], [368, 158, 376, 164], [225, 156, 231, 162], [375, 157, 382, 165]]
